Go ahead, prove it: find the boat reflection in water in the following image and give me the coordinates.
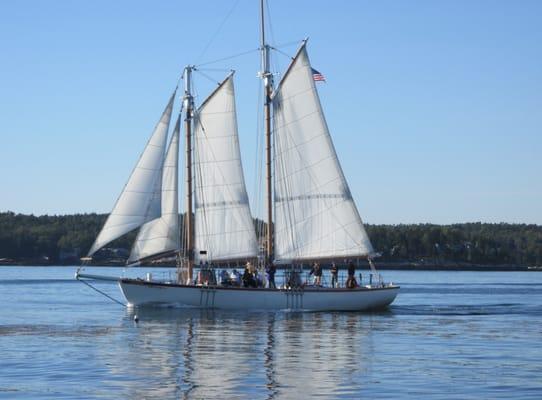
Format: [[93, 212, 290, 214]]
[[105, 307, 384, 399]]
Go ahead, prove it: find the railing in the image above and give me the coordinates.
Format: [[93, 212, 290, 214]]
[[178, 268, 387, 289], [141, 267, 387, 289]]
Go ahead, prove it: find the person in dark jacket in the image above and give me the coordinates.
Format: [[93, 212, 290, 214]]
[[242, 266, 257, 288], [330, 262, 339, 288], [309, 262, 322, 286], [266, 263, 276, 289], [346, 261, 357, 289]]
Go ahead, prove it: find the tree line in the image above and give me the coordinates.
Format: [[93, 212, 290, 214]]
[[0, 212, 541, 265]]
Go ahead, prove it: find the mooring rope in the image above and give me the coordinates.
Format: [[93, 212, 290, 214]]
[[79, 279, 126, 307]]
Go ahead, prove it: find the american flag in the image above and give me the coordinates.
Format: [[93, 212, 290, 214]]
[[311, 68, 326, 82]]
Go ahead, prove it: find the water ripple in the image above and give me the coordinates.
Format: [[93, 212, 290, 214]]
[[0, 268, 541, 399]]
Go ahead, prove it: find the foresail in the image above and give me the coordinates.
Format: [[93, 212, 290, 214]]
[[193, 74, 258, 263], [127, 116, 180, 264], [272, 44, 373, 262], [88, 91, 175, 256]]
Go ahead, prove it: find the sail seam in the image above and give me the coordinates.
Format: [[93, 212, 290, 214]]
[[277, 220, 366, 258], [275, 193, 348, 202], [273, 86, 314, 109], [196, 228, 257, 237], [195, 200, 248, 208], [272, 109, 320, 132], [195, 158, 243, 165], [194, 132, 238, 139], [275, 153, 334, 184]]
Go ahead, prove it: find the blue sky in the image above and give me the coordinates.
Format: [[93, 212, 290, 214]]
[[0, 0, 540, 224]]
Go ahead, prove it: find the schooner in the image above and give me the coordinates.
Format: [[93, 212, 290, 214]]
[[76, 1, 399, 311]]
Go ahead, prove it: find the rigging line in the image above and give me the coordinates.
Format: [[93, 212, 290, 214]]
[[270, 46, 295, 61], [254, 75, 265, 243], [193, 111, 212, 260], [265, 0, 283, 84], [79, 279, 126, 307], [176, 104, 187, 258], [179, 103, 188, 258], [196, 67, 235, 72], [195, 110, 223, 261], [195, 0, 241, 65], [272, 39, 304, 49], [195, 48, 260, 67], [275, 119, 298, 257], [265, 0, 276, 48], [194, 69, 223, 86]]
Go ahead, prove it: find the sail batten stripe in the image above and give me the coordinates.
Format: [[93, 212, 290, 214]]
[[195, 200, 248, 208], [275, 193, 349, 202], [272, 109, 320, 132]]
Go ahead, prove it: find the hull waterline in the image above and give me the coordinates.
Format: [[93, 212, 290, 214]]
[[118, 279, 399, 311]]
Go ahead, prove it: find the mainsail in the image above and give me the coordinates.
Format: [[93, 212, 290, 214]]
[[272, 44, 374, 262], [127, 116, 180, 263], [193, 74, 258, 263], [88, 91, 175, 256]]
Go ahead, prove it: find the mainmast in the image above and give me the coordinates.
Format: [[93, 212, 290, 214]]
[[184, 65, 195, 283], [260, 0, 273, 263]]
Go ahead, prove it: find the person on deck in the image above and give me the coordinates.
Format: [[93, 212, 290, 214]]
[[287, 268, 302, 289], [346, 261, 357, 289], [309, 262, 322, 286], [266, 263, 276, 289], [231, 269, 241, 286], [220, 269, 229, 286], [242, 266, 257, 288], [330, 262, 339, 288]]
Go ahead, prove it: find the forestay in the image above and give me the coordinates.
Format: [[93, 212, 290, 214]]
[[272, 44, 373, 262], [127, 116, 180, 263], [193, 74, 258, 263], [88, 91, 175, 256]]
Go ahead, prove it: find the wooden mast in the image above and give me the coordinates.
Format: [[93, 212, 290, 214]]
[[184, 66, 194, 283], [260, 0, 273, 263]]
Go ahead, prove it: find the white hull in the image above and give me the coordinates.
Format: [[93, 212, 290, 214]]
[[119, 279, 399, 311]]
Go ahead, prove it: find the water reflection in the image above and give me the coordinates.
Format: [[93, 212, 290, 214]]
[[105, 308, 383, 399], [182, 316, 195, 399], [3, 269, 541, 399], [264, 313, 278, 399]]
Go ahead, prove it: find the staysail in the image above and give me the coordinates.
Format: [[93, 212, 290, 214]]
[[127, 115, 180, 263], [193, 74, 258, 263], [272, 44, 373, 262], [88, 91, 175, 256]]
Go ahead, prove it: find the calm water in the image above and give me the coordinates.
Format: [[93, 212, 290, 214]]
[[0, 267, 541, 399]]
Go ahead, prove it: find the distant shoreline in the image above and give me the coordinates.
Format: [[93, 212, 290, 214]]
[[1, 263, 540, 271]]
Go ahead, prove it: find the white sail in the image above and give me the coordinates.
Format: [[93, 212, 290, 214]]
[[193, 74, 258, 263], [127, 116, 180, 263], [272, 44, 374, 262], [88, 91, 175, 256]]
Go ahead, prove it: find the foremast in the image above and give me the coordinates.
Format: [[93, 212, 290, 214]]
[[260, 0, 273, 264]]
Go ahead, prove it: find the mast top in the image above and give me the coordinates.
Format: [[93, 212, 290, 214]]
[[259, 0, 272, 87], [183, 65, 195, 110]]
